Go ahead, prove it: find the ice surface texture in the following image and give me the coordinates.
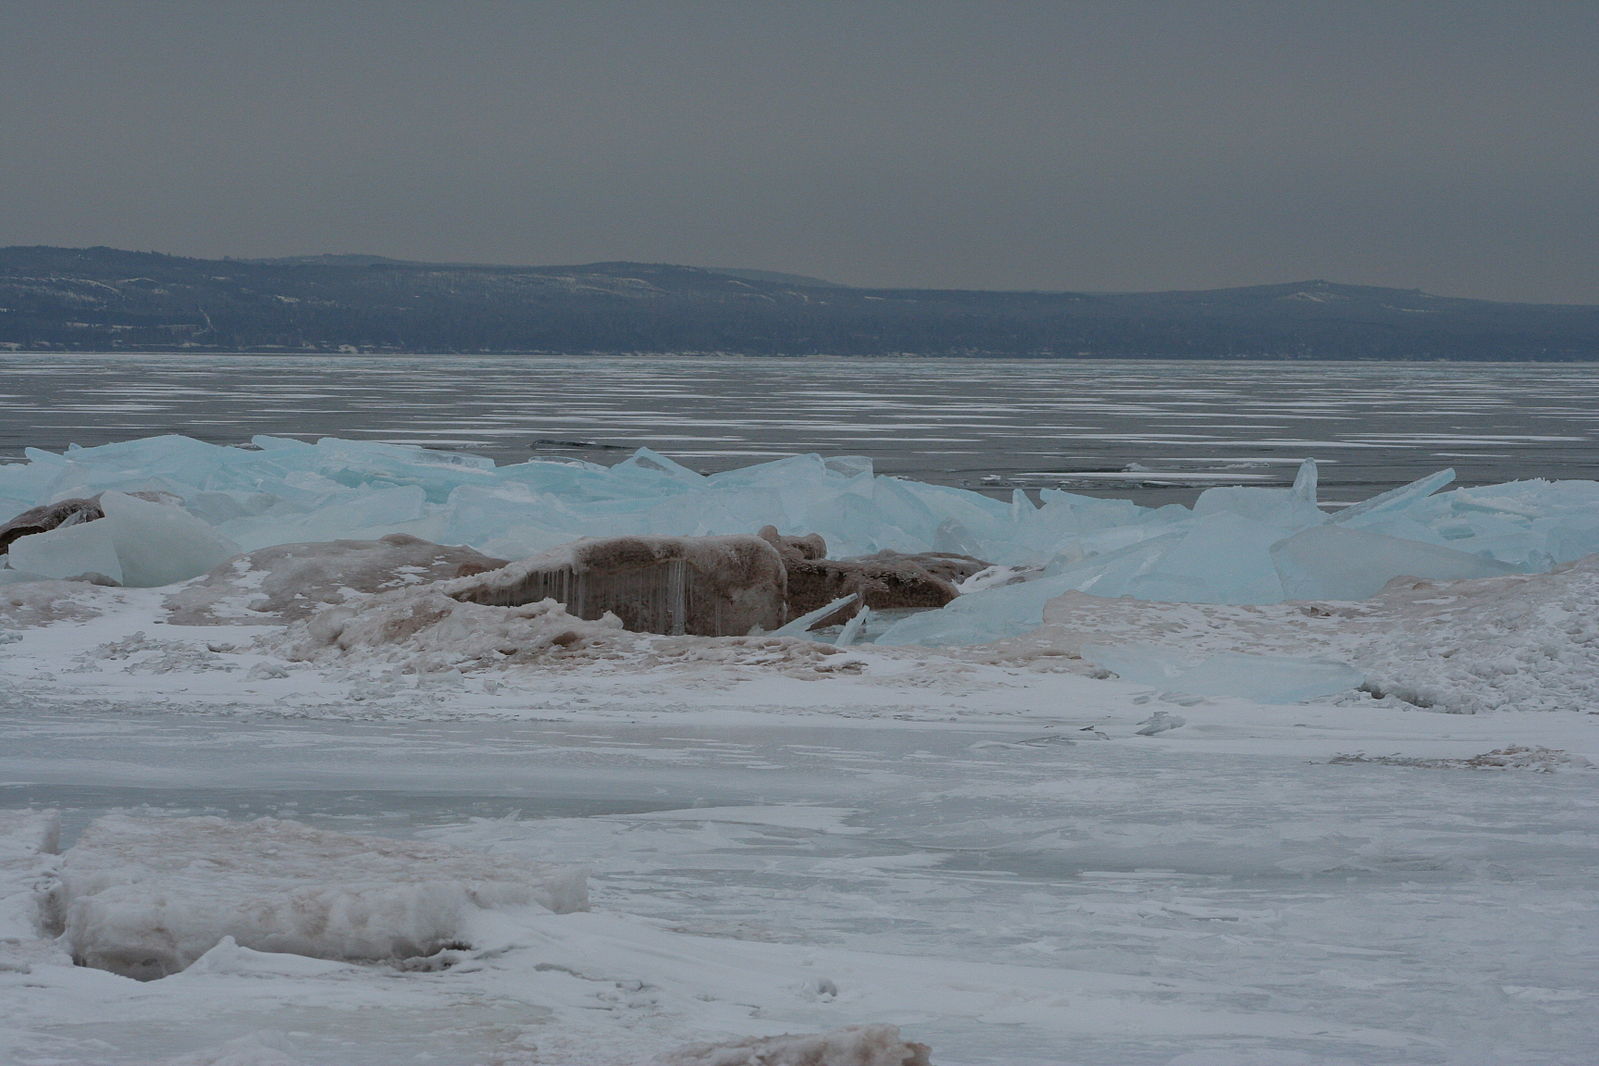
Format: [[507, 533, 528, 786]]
[[3, 436, 1597, 644], [0, 809, 59, 944], [1031, 554, 1599, 713], [56, 814, 587, 979], [1083, 644, 1366, 704]]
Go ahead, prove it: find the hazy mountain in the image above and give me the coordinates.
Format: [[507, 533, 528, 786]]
[[2, 245, 1596, 359]]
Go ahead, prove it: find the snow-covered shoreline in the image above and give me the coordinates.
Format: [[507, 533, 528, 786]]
[[3, 437, 1597, 1064]]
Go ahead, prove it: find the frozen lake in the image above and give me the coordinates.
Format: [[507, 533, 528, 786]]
[[3, 354, 1598, 1064], [4, 691, 1596, 1066], [4, 354, 1599, 504]]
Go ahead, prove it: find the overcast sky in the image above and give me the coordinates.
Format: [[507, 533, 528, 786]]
[[2, 2, 1595, 302]]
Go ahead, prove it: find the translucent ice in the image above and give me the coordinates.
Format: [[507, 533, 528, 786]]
[[2, 436, 1596, 639], [835, 605, 871, 646], [772, 593, 860, 637], [1120, 512, 1287, 604], [3, 491, 240, 588], [877, 533, 1185, 646], [1272, 524, 1515, 601], [1328, 467, 1455, 530], [97, 492, 241, 587], [7, 519, 123, 583]]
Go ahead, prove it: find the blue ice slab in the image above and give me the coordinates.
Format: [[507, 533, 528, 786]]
[[1271, 524, 1515, 601], [1329, 468, 1455, 529], [875, 532, 1185, 646], [0, 438, 1592, 621], [1121, 512, 1287, 604]]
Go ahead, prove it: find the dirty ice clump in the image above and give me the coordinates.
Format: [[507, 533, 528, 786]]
[[287, 585, 629, 670], [4, 436, 1599, 649], [56, 814, 587, 979], [657, 1023, 932, 1066]]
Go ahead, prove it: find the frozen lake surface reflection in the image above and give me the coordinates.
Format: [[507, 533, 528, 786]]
[[4, 354, 1599, 504]]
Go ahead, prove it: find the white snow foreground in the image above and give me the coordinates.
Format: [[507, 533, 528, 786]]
[[0, 810, 60, 952], [51, 814, 586, 979], [657, 1023, 931, 1066]]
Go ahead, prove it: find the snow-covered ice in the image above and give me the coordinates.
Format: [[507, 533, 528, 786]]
[[54, 814, 586, 979], [1083, 645, 1366, 704], [1, 435, 1597, 1064]]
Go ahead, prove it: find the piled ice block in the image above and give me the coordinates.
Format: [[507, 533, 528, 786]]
[[1, 437, 1595, 648]]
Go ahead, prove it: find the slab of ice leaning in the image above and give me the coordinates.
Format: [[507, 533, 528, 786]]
[[7, 518, 124, 583], [7, 491, 239, 587], [3, 437, 1597, 645], [58, 814, 587, 979], [1271, 523, 1515, 601]]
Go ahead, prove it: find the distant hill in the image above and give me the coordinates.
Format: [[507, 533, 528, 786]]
[[2, 245, 1596, 359]]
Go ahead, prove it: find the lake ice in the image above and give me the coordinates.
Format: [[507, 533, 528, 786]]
[[1, 430, 1596, 1065]]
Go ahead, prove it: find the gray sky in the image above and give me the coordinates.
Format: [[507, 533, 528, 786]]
[[3, 1, 1596, 302]]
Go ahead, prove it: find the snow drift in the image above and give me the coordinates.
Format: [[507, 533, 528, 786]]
[[1017, 553, 1599, 713], [54, 814, 587, 979]]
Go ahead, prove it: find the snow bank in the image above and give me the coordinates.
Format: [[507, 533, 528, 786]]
[[0, 809, 59, 943], [1027, 554, 1599, 712], [0, 578, 115, 627], [57, 814, 587, 979], [165, 533, 506, 624], [287, 586, 631, 670], [283, 580, 870, 678], [658, 1024, 931, 1066]]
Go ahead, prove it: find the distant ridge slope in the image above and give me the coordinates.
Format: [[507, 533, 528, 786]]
[[2, 245, 1596, 359]]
